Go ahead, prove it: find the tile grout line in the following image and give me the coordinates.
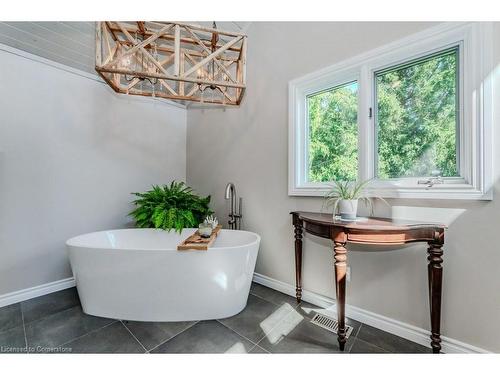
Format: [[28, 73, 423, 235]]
[[249, 290, 298, 308], [249, 291, 281, 307], [59, 320, 118, 348], [353, 322, 423, 353], [350, 337, 391, 354], [248, 344, 259, 353], [252, 344, 271, 353], [20, 297, 82, 327], [248, 288, 325, 349], [20, 307, 28, 354], [217, 294, 308, 351], [251, 299, 357, 352], [306, 306, 361, 353], [146, 321, 199, 353], [356, 323, 364, 339], [252, 302, 305, 349], [215, 319, 262, 348], [120, 321, 148, 353], [214, 319, 272, 353]]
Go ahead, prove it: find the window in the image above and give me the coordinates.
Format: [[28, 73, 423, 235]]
[[375, 47, 459, 180], [289, 23, 493, 199], [307, 81, 358, 182]]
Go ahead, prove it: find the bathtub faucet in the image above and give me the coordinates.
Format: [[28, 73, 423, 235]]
[[224, 182, 242, 230]]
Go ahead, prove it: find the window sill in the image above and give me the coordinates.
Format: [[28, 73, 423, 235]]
[[289, 184, 492, 200]]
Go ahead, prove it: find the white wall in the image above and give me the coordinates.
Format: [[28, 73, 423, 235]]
[[0, 46, 186, 295], [187, 22, 500, 352]]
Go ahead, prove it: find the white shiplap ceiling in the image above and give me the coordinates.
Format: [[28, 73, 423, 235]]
[[0, 22, 96, 73], [0, 21, 251, 75]]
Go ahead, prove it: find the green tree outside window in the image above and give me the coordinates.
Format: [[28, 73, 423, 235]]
[[307, 48, 458, 183]]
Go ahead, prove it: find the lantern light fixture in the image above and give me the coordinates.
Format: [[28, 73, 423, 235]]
[[95, 21, 247, 106]]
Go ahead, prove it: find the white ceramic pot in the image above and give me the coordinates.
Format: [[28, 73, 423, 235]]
[[338, 199, 358, 220]]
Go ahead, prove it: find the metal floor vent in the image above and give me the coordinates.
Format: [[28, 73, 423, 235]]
[[310, 313, 354, 339]]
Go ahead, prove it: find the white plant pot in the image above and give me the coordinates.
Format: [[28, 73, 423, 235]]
[[338, 199, 358, 220]]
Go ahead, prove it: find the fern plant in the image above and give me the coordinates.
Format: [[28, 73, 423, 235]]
[[129, 181, 213, 233]]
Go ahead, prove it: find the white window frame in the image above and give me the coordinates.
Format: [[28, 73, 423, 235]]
[[288, 22, 494, 200]]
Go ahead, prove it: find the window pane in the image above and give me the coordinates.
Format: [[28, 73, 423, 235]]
[[307, 82, 358, 182], [376, 47, 459, 179]]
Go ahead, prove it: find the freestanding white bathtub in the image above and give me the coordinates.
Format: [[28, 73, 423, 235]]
[[66, 228, 260, 322]]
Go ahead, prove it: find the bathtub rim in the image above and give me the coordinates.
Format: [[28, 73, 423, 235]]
[[66, 228, 261, 252]]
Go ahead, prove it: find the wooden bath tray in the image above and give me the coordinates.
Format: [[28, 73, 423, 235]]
[[177, 225, 222, 251]]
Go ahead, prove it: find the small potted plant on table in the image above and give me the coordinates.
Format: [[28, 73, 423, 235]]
[[325, 180, 381, 221]]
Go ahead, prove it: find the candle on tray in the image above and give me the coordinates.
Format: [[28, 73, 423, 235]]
[[198, 223, 213, 238]]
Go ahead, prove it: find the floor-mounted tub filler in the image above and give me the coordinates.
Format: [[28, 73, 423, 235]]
[[66, 229, 260, 322]]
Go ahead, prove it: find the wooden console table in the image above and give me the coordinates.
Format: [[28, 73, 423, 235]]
[[291, 211, 446, 353]]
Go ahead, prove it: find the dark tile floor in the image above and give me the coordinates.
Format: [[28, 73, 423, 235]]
[[0, 283, 431, 354]]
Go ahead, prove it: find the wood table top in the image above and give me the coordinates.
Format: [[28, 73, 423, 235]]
[[291, 211, 447, 231]]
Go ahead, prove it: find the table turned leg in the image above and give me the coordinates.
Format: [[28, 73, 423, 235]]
[[427, 241, 444, 354], [334, 241, 347, 351], [294, 219, 303, 303]]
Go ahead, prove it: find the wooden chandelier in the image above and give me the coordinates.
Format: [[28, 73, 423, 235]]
[[95, 22, 247, 106]]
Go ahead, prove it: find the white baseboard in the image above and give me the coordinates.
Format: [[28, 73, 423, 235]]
[[0, 277, 76, 308], [253, 272, 490, 354]]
